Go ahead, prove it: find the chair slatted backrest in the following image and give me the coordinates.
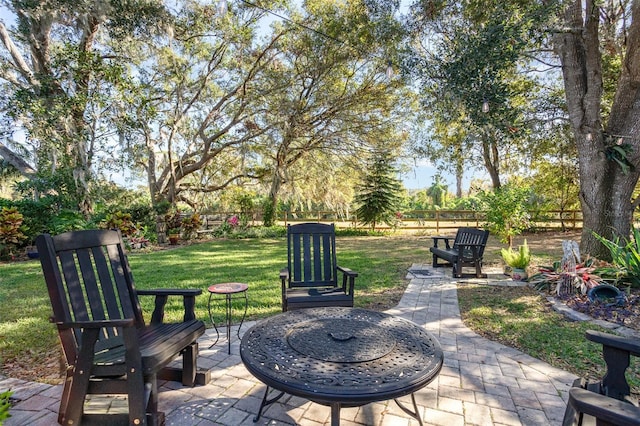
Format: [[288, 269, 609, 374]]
[[453, 227, 490, 259], [287, 223, 337, 288], [36, 230, 144, 364]]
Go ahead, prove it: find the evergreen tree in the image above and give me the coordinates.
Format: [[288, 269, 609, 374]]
[[354, 151, 403, 231]]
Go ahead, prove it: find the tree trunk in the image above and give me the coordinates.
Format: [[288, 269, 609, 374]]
[[267, 171, 283, 227], [481, 134, 501, 189], [553, 0, 640, 259], [455, 151, 463, 197]]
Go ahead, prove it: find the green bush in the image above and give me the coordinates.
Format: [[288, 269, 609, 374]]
[[479, 184, 532, 247], [262, 198, 276, 227], [501, 240, 531, 268], [0, 197, 59, 242], [181, 213, 202, 240], [100, 211, 136, 237], [165, 210, 184, 234], [593, 227, 640, 288], [0, 207, 27, 258], [50, 209, 90, 235]]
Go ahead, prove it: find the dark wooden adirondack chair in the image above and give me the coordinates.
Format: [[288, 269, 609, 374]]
[[280, 223, 358, 311], [36, 229, 207, 426], [563, 330, 640, 426]]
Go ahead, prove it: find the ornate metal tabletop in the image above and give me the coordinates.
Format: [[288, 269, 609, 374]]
[[240, 307, 443, 425]]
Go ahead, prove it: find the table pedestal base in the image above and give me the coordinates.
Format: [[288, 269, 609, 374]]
[[253, 386, 424, 426]]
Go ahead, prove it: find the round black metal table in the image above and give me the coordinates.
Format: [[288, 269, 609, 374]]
[[240, 307, 443, 426]]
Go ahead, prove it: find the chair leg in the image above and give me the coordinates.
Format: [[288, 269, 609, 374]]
[[62, 329, 99, 425], [145, 374, 160, 426], [453, 261, 462, 278], [182, 342, 198, 387], [62, 370, 91, 425], [127, 370, 148, 426], [57, 368, 73, 425], [124, 329, 147, 426], [561, 401, 583, 426]]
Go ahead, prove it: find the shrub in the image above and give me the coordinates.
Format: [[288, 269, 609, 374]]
[[101, 212, 136, 237], [165, 210, 183, 234], [0, 207, 27, 258], [0, 197, 59, 242], [0, 390, 12, 423], [593, 226, 640, 288], [50, 209, 89, 235], [478, 184, 532, 248], [211, 221, 233, 237], [181, 213, 202, 240], [529, 257, 604, 295], [500, 240, 531, 269], [262, 198, 276, 227]]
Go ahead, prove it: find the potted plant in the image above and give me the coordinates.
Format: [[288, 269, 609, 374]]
[[501, 239, 531, 280], [167, 228, 180, 245]]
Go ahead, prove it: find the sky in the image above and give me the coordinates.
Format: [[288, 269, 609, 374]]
[[399, 159, 439, 190]]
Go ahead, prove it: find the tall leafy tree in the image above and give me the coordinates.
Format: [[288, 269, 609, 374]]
[[426, 175, 448, 207], [113, 1, 284, 208], [0, 0, 170, 215], [253, 0, 413, 224], [405, 2, 547, 190], [354, 150, 403, 230]]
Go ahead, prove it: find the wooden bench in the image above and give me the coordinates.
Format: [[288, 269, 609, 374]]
[[429, 227, 489, 278]]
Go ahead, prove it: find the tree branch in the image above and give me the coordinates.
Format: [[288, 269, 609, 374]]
[[0, 21, 36, 86]]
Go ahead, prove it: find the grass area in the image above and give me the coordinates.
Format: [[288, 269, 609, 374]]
[[458, 284, 640, 396]]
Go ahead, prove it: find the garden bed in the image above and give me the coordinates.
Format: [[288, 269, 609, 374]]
[[560, 290, 640, 331]]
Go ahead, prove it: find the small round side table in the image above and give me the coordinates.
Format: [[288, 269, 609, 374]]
[[207, 282, 249, 354]]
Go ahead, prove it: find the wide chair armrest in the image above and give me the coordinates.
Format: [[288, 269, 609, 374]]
[[337, 266, 358, 277], [337, 265, 358, 295], [280, 268, 290, 291], [566, 387, 640, 426], [280, 267, 290, 311], [279, 267, 290, 282], [586, 330, 640, 356], [584, 329, 640, 401], [431, 236, 452, 250], [137, 288, 202, 324]]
